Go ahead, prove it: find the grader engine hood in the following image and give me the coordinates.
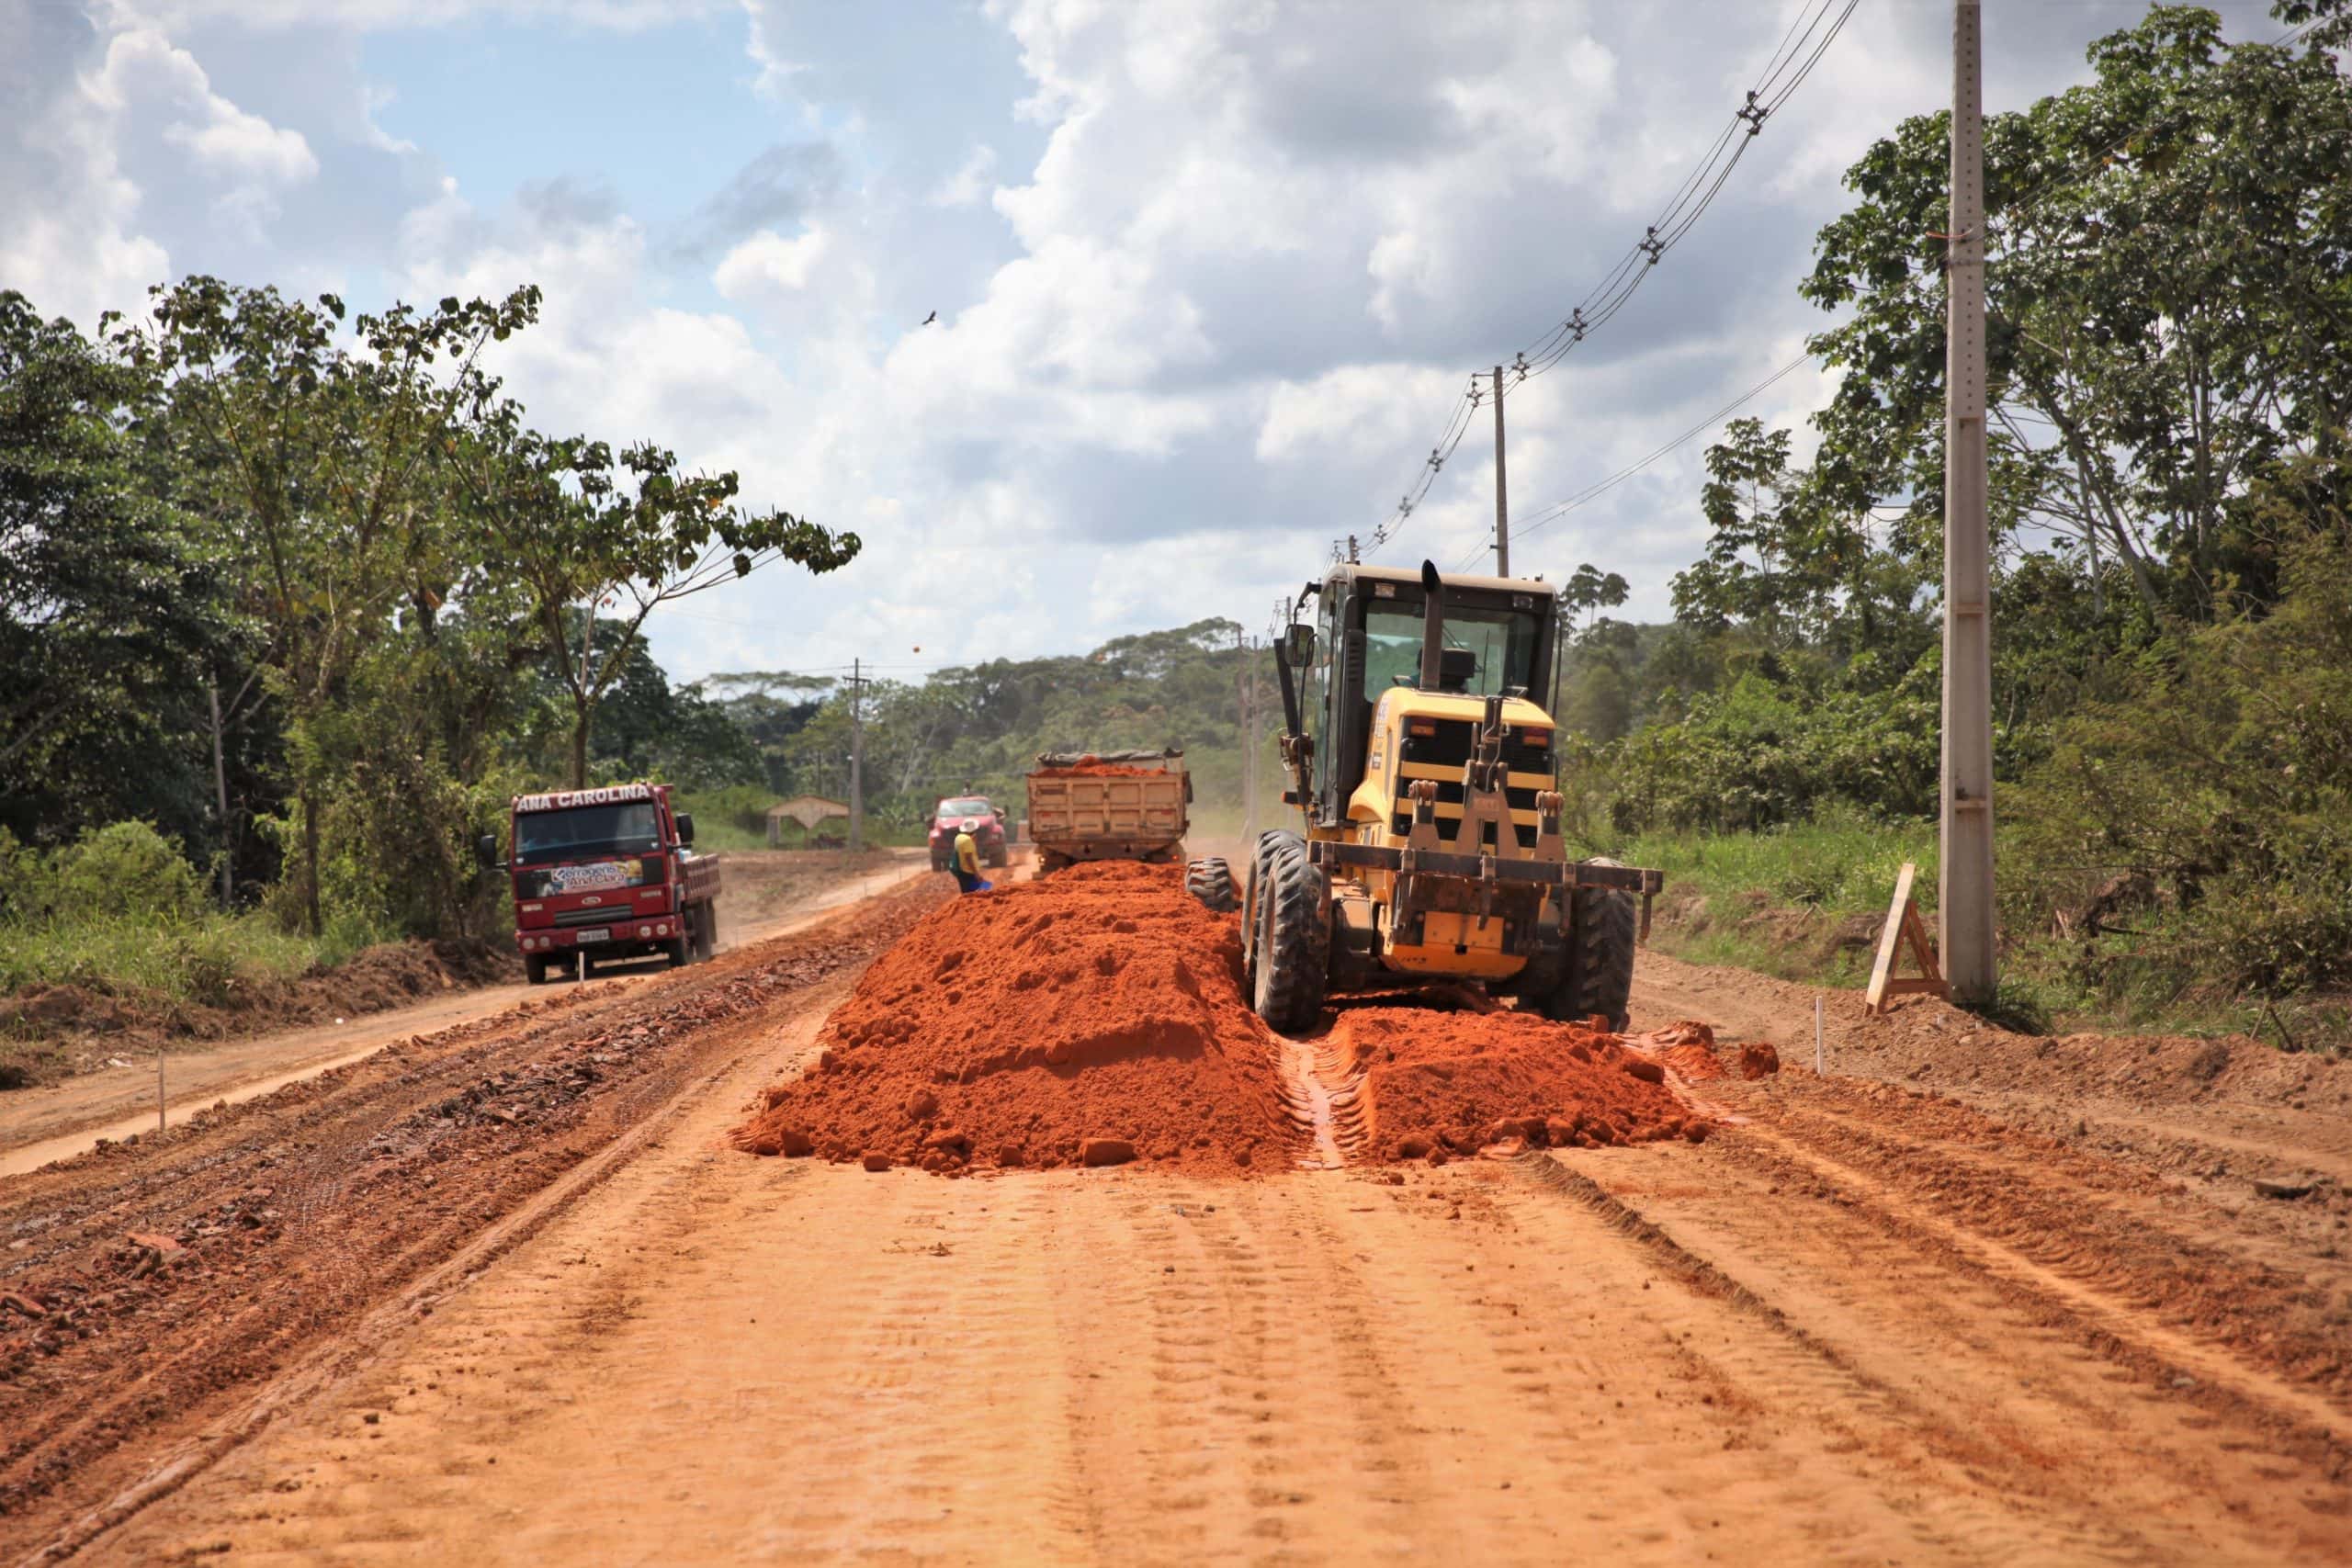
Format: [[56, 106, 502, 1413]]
[[1353, 689, 1558, 852]]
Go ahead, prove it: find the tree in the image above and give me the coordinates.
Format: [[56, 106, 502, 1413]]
[[456, 410, 861, 786], [114, 277, 540, 931], [1561, 563, 1629, 633], [698, 671, 838, 793], [0, 293, 232, 848], [1800, 7, 2352, 621]]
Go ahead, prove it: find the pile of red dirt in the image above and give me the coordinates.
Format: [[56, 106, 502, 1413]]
[[1627, 1020, 1725, 1080], [729, 861, 1297, 1174], [1030, 761, 1165, 778], [1327, 1008, 1706, 1162]]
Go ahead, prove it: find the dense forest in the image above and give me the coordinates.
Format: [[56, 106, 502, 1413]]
[[5, 5, 2347, 1027]]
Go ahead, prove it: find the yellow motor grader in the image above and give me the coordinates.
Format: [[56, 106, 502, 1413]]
[[1186, 560, 1661, 1032]]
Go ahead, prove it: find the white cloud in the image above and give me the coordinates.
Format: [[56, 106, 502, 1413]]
[[714, 223, 831, 297], [4, 0, 2152, 684], [87, 28, 319, 186], [102, 0, 714, 30], [929, 142, 997, 208]]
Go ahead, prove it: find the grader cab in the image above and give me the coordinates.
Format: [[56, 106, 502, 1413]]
[[1186, 560, 1660, 1032]]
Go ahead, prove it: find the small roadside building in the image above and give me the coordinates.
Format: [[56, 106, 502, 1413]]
[[765, 795, 851, 847]]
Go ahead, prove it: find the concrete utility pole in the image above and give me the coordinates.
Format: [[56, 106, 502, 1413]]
[[1940, 0, 1996, 1002], [1491, 367, 1510, 577], [847, 657, 866, 854]]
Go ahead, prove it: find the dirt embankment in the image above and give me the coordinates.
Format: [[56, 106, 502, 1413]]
[[0, 850, 913, 1094], [731, 862, 1302, 1172], [0, 938, 518, 1090]]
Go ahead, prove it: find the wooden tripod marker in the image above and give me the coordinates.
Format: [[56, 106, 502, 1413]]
[[1865, 862, 1951, 1016]]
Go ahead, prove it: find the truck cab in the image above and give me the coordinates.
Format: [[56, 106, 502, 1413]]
[[480, 782, 723, 984]]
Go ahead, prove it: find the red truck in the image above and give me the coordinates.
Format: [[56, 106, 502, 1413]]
[[477, 782, 723, 985], [926, 794, 1010, 871]]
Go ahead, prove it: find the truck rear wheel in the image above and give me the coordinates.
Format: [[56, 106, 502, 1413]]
[[698, 903, 719, 961], [1184, 856, 1237, 913], [1247, 834, 1329, 1034], [1560, 859, 1637, 1032]]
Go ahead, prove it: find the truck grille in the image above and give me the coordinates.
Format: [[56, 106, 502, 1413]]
[[554, 906, 638, 928]]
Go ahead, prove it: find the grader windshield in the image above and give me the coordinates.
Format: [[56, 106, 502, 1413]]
[[1362, 600, 1543, 696], [1297, 566, 1559, 829]]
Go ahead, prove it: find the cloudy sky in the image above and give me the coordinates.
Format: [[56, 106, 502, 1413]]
[[0, 0, 2302, 685]]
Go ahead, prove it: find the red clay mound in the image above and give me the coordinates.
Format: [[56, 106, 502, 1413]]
[[729, 861, 1296, 1174], [1329, 1008, 1704, 1161], [1030, 761, 1163, 778], [1627, 1019, 1725, 1080]]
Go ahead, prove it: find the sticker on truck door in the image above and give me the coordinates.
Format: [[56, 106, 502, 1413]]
[[544, 859, 643, 893]]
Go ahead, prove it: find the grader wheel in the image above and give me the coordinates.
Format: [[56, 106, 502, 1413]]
[[1246, 833, 1329, 1034], [1184, 856, 1238, 913], [1562, 857, 1637, 1032]]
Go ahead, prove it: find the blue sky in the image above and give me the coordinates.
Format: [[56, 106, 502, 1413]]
[[0, 0, 2312, 688]]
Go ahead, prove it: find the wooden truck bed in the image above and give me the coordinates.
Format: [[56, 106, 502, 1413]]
[[1026, 759, 1188, 869]]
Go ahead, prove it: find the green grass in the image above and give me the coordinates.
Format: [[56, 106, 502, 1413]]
[[1602, 814, 2346, 1051], [1610, 810, 1937, 918], [0, 909, 382, 1009]]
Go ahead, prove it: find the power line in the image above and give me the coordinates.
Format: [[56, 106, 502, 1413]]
[[1478, 7, 2331, 576], [1363, 0, 1861, 560], [1453, 348, 1817, 570]]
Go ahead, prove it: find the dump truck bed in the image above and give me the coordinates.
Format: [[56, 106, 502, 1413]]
[[1026, 750, 1189, 868]]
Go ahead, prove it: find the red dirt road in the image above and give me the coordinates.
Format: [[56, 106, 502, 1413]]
[[3, 888, 2346, 1564]]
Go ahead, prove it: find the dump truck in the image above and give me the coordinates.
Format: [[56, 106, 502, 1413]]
[[1026, 750, 1191, 874], [1186, 560, 1662, 1032], [476, 781, 722, 984]]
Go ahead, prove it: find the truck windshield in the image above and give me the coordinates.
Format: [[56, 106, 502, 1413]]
[[1363, 602, 1543, 697], [515, 803, 660, 863], [938, 798, 990, 818]]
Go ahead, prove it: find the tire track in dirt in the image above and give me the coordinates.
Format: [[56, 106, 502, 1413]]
[[1732, 1082, 2352, 1441], [1530, 1119, 2350, 1562], [0, 880, 946, 1563]]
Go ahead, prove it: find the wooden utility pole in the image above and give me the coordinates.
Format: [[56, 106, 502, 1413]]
[[207, 679, 232, 910], [847, 657, 865, 854], [1491, 367, 1510, 576], [1940, 0, 1996, 1001]]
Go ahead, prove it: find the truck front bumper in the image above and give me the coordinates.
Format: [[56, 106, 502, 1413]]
[[515, 916, 681, 956]]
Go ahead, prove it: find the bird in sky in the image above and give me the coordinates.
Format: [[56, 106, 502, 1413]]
[[921, 310, 938, 326]]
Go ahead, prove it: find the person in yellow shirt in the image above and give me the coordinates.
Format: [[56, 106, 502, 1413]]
[[950, 818, 994, 895]]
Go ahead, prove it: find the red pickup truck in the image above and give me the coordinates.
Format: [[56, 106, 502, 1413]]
[[478, 782, 723, 984]]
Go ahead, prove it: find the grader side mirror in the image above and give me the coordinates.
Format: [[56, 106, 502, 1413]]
[[1282, 624, 1317, 669]]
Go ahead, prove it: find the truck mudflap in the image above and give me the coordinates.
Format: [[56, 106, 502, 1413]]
[[1306, 840, 1664, 942]]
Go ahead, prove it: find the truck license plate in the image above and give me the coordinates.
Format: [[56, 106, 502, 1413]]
[[574, 928, 610, 944]]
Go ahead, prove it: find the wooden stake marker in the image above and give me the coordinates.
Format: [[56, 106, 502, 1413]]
[[1866, 862, 1951, 1016]]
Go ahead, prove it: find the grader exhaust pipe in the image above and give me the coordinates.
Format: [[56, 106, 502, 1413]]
[[1418, 559, 1445, 691]]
